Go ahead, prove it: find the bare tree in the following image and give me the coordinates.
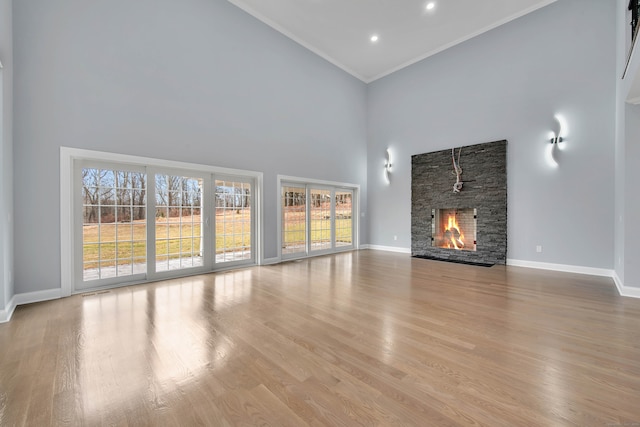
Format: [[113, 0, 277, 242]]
[[83, 168, 148, 223], [131, 173, 146, 221], [167, 176, 181, 218], [82, 168, 111, 223], [115, 170, 131, 222]]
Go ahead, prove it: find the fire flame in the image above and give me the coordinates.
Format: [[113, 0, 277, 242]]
[[444, 215, 465, 250]]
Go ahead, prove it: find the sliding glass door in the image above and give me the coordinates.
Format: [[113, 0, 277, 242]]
[[215, 177, 253, 264], [335, 190, 353, 248], [80, 165, 147, 284], [151, 172, 205, 274], [310, 188, 332, 253], [281, 182, 356, 260], [76, 160, 256, 291], [282, 185, 307, 258]]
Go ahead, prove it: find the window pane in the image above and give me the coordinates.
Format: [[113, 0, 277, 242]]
[[282, 185, 306, 256], [82, 167, 147, 281], [116, 223, 132, 240], [215, 180, 252, 263], [116, 242, 133, 260], [156, 174, 203, 271], [310, 189, 331, 252], [335, 191, 353, 247]]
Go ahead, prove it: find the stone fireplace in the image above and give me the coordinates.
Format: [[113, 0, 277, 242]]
[[411, 140, 507, 266]]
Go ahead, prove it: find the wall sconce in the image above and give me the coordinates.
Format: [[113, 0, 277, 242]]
[[546, 114, 567, 167], [384, 149, 392, 182], [550, 135, 563, 144], [549, 114, 567, 144]]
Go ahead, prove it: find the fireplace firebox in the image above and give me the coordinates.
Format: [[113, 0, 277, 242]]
[[431, 208, 477, 251]]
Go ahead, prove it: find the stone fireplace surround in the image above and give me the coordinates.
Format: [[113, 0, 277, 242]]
[[411, 140, 507, 266]]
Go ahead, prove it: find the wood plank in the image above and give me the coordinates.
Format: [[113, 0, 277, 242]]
[[0, 250, 639, 426]]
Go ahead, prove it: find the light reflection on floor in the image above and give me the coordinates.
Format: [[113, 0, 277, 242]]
[[79, 270, 254, 419]]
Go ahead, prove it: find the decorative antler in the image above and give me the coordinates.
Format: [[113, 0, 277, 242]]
[[451, 148, 463, 193]]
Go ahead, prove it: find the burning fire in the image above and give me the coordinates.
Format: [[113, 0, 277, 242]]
[[444, 215, 465, 250]]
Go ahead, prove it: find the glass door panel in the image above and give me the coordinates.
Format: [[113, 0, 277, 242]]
[[215, 179, 253, 263], [81, 167, 147, 282], [280, 181, 357, 259], [309, 188, 332, 252], [335, 190, 353, 248], [282, 185, 307, 257], [154, 174, 203, 272]]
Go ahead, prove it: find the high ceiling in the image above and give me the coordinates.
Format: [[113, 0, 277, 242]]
[[227, 0, 558, 83]]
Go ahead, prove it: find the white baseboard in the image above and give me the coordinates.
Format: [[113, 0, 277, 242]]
[[620, 286, 640, 298], [261, 257, 280, 266], [613, 272, 625, 295], [507, 259, 613, 277], [14, 288, 62, 306], [507, 259, 640, 299], [613, 272, 640, 298], [365, 245, 411, 254], [0, 295, 17, 323]]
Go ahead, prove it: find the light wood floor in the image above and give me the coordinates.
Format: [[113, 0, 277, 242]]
[[1, 250, 639, 426]]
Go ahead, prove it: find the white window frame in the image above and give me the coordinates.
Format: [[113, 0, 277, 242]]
[[280, 182, 308, 259], [74, 160, 149, 290], [147, 167, 212, 281], [307, 185, 335, 256], [277, 175, 359, 261], [61, 147, 263, 297], [213, 174, 257, 268]]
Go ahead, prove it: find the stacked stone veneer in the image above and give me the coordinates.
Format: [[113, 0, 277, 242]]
[[411, 140, 507, 265]]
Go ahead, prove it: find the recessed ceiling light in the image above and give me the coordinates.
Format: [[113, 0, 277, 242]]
[[426, 2, 436, 10], [370, 35, 379, 43]]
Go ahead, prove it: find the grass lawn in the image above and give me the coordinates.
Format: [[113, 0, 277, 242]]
[[282, 202, 353, 247], [283, 218, 353, 246], [83, 208, 353, 270], [83, 211, 251, 269]]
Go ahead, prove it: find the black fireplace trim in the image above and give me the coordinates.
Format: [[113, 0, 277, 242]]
[[412, 255, 494, 268]]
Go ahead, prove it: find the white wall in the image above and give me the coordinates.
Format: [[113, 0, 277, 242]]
[[623, 104, 640, 287], [13, 0, 368, 294], [615, 0, 626, 285], [615, 0, 640, 291], [9, 0, 631, 299], [367, 0, 616, 269], [0, 0, 14, 313]]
